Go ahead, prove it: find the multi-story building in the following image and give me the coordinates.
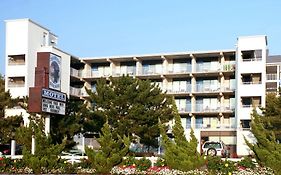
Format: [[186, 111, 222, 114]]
[[4, 18, 269, 156], [266, 55, 281, 93]]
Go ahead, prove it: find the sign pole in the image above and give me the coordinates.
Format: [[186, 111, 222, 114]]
[[45, 115, 51, 136]]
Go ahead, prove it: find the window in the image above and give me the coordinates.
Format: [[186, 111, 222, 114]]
[[196, 117, 203, 129], [241, 120, 251, 129], [242, 97, 252, 107], [186, 117, 191, 129]]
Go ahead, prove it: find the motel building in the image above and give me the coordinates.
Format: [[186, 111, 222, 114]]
[[4, 18, 281, 156]]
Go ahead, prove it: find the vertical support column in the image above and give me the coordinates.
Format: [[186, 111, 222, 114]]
[[190, 54, 196, 73], [134, 57, 141, 76], [82, 135, 85, 156], [45, 115, 50, 136], [108, 58, 115, 76], [11, 140, 16, 156], [31, 135, 35, 155]]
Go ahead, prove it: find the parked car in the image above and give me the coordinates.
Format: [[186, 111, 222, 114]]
[[202, 141, 229, 157], [0, 144, 22, 155]]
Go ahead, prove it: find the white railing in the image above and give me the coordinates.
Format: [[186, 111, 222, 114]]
[[242, 57, 262, 62], [266, 74, 277, 80], [70, 86, 82, 96], [70, 68, 80, 78], [242, 81, 262, 85]]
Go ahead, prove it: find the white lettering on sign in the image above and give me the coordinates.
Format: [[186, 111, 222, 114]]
[[42, 88, 66, 102], [42, 98, 66, 115]]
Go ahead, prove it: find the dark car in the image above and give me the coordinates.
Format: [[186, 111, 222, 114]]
[[0, 144, 22, 155]]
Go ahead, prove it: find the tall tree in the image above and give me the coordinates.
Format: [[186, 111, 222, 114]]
[[245, 110, 281, 174], [86, 75, 174, 149], [86, 120, 130, 174], [159, 105, 204, 171], [0, 74, 23, 143], [261, 93, 281, 141]]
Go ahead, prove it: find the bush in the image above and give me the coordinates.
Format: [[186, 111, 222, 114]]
[[122, 156, 137, 166], [154, 157, 166, 167], [135, 157, 151, 171], [207, 156, 236, 174], [238, 156, 256, 169]]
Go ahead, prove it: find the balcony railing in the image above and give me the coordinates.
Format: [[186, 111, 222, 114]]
[[195, 65, 221, 72], [141, 68, 162, 75], [198, 124, 236, 129], [242, 57, 262, 62], [266, 74, 277, 80], [83, 71, 111, 78], [70, 86, 82, 96], [195, 104, 220, 113], [242, 81, 262, 85], [195, 84, 220, 93], [166, 65, 192, 74], [167, 85, 192, 94], [7, 83, 25, 87], [177, 104, 192, 113], [70, 68, 80, 78]]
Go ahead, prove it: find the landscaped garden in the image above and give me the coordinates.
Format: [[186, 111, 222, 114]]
[[0, 156, 275, 174]]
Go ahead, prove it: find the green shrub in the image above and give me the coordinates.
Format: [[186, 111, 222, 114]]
[[122, 156, 137, 166], [238, 156, 256, 169], [207, 156, 236, 174], [154, 157, 166, 167], [135, 157, 151, 171]]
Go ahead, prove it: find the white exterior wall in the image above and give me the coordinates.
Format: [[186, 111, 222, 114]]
[[5, 19, 51, 98], [5, 20, 28, 98], [235, 36, 267, 156]]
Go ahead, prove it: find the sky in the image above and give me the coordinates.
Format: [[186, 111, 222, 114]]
[[1, 0, 281, 75]]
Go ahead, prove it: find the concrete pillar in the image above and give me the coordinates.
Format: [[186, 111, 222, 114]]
[[11, 140, 16, 156], [31, 135, 35, 155], [45, 115, 50, 136]]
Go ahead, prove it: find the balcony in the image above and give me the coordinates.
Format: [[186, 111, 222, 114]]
[[177, 104, 192, 113], [196, 124, 236, 129], [195, 104, 220, 113], [195, 64, 221, 73], [266, 74, 277, 80], [83, 70, 111, 79], [194, 84, 220, 95], [70, 68, 81, 78], [242, 57, 262, 62], [70, 87, 89, 97], [167, 85, 192, 95]]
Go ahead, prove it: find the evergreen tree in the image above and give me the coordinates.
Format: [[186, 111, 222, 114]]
[[159, 105, 204, 171], [85, 120, 130, 174], [245, 110, 281, 174], [49, 98, 101, 149], [86, 75, 174, 149], [261, 93, 281, 141], [0, 74, 23, 143], [0, 74, 12, 118], [16, 116, 65, 174]]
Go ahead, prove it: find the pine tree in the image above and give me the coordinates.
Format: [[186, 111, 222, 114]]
[[159, 104, 204, 171], [86, 75, 174, 149], [0, 74, 12, 118], [245, 110, 281, 174], [16, 116, 65, 174], [85, 120, 130, 174], [0, 74, 23, 143], [261, 93, 281, 141]]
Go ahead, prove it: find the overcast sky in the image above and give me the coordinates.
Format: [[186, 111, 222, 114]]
[[1, 0, 281, 75]]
